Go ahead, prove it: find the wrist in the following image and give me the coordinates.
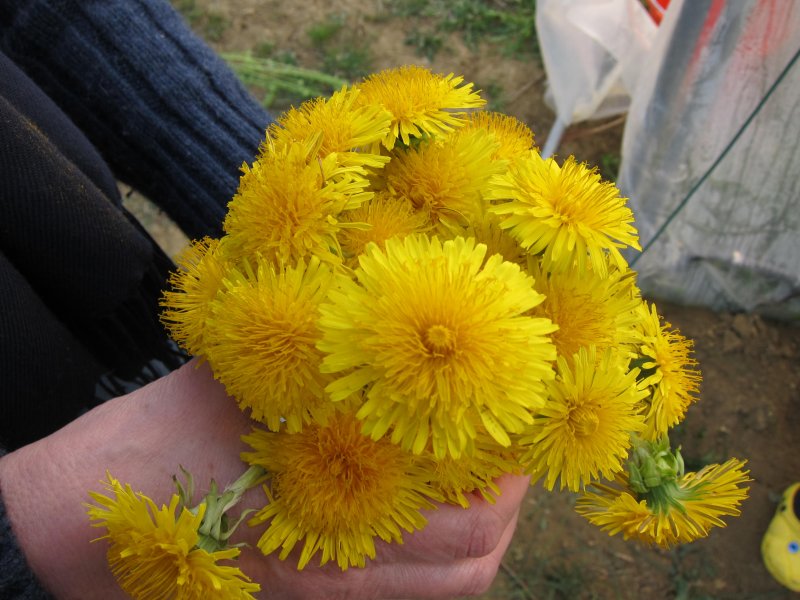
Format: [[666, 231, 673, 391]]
[[0, 427, 119, 597]]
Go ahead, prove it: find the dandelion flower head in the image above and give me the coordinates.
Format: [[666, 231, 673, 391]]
[[519, 346, 647, 491], [223, 139, 371, 265], [337, 191, 429, 266], [87, 474, 259, 599], [528, 257, 641, 361], [243, 412, 436, 570], [204, 255, 335, 432], [318, 234, 557, 459], [488, 154, 641, 277], [461, 111, 535, 161], [160, 237, 230, 357], [576, 451, 750, 547], [384, 128, 505, 234], [355, 65, 485, 149], [465, 212, 528, 266], [267, 86, 391, 171], [633, 301, 702, 440], [424, 429, 521, 508]]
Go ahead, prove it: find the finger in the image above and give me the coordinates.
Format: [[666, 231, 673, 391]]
[[241, 507, 520, 600], [375, 473, 530, 563], [239, 473, 530, 571]]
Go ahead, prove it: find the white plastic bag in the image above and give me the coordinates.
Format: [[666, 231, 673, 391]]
[[535, 0, 657, 156]]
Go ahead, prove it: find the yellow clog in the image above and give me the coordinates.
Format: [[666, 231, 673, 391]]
[[762, 482, 800, 592]]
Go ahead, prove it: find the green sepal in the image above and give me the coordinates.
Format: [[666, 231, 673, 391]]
[[173, 465, 267, 554]]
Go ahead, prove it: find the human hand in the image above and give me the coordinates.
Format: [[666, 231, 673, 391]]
[[229, 467, 528, 600], [0, 361, 528, 599]]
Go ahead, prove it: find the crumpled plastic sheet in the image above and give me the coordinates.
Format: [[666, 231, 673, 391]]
[[618, 0, 800, 319]]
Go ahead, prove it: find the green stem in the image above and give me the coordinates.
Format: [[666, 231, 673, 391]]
[[195, 465, 267, 552]]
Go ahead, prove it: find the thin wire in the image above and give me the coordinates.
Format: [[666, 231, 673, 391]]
[[631, 42, 800, 266]]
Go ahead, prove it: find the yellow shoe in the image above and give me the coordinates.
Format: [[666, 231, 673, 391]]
[[762, 482, 800, 592]]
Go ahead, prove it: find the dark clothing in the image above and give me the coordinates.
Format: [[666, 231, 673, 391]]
[[0, 0, 272, 449], [0, 0, 272, 596], [1, 51, 177, 449], [0, 0, 269, 239]]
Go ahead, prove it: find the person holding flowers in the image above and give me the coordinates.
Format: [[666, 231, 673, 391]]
[[0, 1, 531, 598], [143, 59, 748, 596], [2, 360, 530, 598]]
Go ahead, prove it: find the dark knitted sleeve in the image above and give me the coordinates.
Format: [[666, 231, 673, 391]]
[[0, 0, 273, 239], [0, 451, 52, 600]]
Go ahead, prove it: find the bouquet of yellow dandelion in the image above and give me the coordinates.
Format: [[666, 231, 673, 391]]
[[87, 65, 751, 593]]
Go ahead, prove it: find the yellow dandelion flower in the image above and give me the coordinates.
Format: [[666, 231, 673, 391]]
[[527, 257, 641, 360], [633, 301, 702, 440], [223, 139, 371, 265], [243, 412, 436, 570], [355, 65, 485, 149], [268, 86, 391, 171], [385, 129, 505, 234], [87, 474, 259, 600], [204, 256, 335, 432], [576, 456, 751, 547], [464, 212, 528, 266], [318, 234, 557, 459], [519, 346, 647, 491], [337, 191, 429, 266], [460, 111, 535, 161], [160, 237, 231, 357], [488, 153, 641, 277], [424, 429, 521, 508]]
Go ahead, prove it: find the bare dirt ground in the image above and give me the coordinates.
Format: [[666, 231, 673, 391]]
[[132, 2, 799, 597]]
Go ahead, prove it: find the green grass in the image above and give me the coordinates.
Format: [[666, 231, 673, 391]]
[[394, 0, 540, 61], [404, 29, 444, 62], [221, 53, 347, 111], [480, 80, 506, 112], [505, 555, 600, 600], [252, 42, 276, 60], [173, 0, 230, 42], [541, 561, 590, 600], [175, 0, 541, 111], [321, 46, 373, 80], [173, 0, 202, 25], [203, 13, 230, 42], [307, 14, 345, 47], [600, 152, 621, 182], [306, 14, 373, 80], [669, 545, 718, 600]]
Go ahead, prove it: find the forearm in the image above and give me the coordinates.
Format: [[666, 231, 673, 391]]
[[0, 0, 272, 238]]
